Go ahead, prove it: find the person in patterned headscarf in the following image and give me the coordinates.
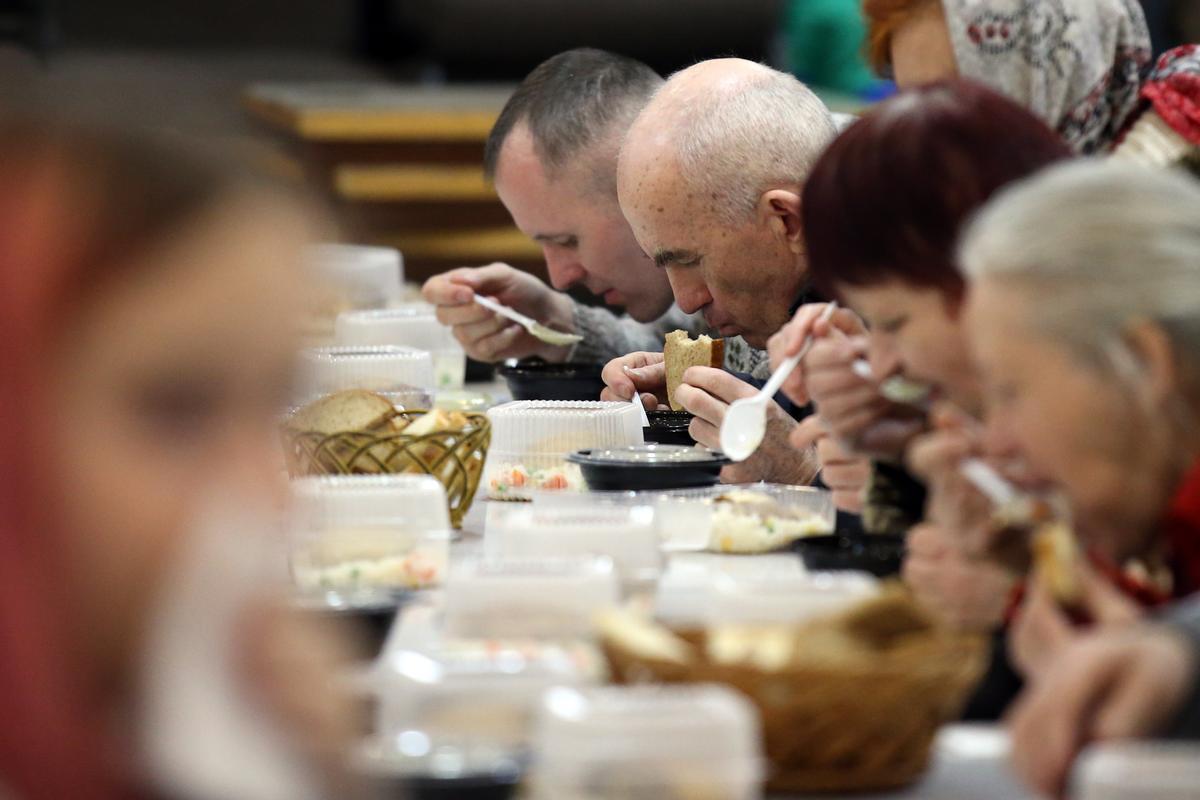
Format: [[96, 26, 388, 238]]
[[863, 0, 1153, 153]]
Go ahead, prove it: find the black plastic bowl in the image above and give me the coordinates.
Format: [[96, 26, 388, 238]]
[[498, 359, 606, 401], [791, 534, 906, 578], [373, 773, 521, 800], [643, 410, 696, 446], [568, 444, 730, 491]]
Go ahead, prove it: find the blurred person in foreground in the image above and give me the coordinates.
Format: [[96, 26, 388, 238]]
[[862, 0, 1153, 154], [422, 48, 766, 376], [601, 58, 837, 485], [766, 80, 1071, 720], [956, 162, 1200, 796], [0, 116, 359, 799]]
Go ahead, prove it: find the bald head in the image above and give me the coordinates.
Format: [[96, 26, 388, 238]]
[[615, 60, 836, 347], [620, 58, 836, 226]]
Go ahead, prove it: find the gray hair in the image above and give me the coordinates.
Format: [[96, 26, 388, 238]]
[[484, 48, 662, 190], [960, 160, 1200, 385], [661, 66, 837, 224]]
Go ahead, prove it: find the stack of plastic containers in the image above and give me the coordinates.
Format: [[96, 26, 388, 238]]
[[304, 244, 404, 342], [484, 504, 662, 586], [442, 556, 620, 639], [289, 475, 452, 597], [298, 345, 435, 409], [335, 305, 466, 391], [653, 555, 877, 629], [530, 685, 764, 800], [375, 638, 605, 754], [359, 636, 605, 796], [484, 400, 644, 500]]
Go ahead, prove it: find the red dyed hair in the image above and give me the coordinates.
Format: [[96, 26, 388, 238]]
[[801, 79, 1072, 303], [0, 118, 266, 799], [862, 0, 939, 73]]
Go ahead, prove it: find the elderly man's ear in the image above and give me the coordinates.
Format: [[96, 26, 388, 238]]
[[759, 189, 805, 253]]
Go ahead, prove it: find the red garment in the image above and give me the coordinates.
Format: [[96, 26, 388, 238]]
[[0, 137, 126, 798], [1006, 459, 1200, 624], [1140, 45, 1200, 148], [1159, 458, 1200, 599]]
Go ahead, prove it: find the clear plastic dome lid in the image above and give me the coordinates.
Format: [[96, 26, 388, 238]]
[[308, 243, 403, 307], [486, 400, 644, 454], [288, 475, 450, 594], [290, 474, 450, 533], [442, 556, 619, 639], [335, 305, 459, 353], [299, 345, 435, 397], [534, 684, 763, 770]]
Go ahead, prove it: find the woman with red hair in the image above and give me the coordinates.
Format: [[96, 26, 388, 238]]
[[0, 116, 356, 799], [769, 80, 1072, 718]]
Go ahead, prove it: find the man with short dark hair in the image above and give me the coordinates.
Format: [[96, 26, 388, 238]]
[[423, 48, 764, 373]]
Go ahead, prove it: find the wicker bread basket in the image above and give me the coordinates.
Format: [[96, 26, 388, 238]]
[[601, 593, 986, 794], [282, 408, 490, 528]]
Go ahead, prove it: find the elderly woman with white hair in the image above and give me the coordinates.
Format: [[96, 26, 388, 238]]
[[958, 160, 1200, 797]]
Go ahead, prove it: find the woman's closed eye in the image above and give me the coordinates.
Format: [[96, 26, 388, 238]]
[[877, 315, 908, 335]]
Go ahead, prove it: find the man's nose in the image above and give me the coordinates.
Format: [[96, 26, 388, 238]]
[[544, 247, 586, 291], [666, 267, 711, 315], [868, 338, 902, 380]]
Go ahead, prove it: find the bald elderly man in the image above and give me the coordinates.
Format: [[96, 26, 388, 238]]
[[601, 59, 838, 484], [422, 48, 766, 374]]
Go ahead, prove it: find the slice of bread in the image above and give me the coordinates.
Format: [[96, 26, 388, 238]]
[[1032, 521, 1083, 607], [288, 389, 397, 435], [664, 330, 725, 411]]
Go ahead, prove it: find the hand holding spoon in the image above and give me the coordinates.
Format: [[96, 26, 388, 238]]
[[473, 293, 583, 347], [720, 303, 837, 461]]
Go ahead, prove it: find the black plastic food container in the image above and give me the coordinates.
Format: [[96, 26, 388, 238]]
[[498, 359, 607, 401]]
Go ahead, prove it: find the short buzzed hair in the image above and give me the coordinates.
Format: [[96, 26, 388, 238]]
[[666, 66, 836, 225], [484, 48, 662, 188]]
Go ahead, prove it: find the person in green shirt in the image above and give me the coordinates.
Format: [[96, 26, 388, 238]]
[[781, 0, 893, 99]]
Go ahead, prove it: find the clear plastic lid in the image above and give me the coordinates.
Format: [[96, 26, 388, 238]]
[[655, 553, 806, 627], [289, 475, 451, 593], [704, 571, 880, 626], [335, 307, 465, 391], [373, 638, 604, 755], [299, 345, 436, 400], [580, 443, 724, 465], [335, 305, 449, 350], [531, 685, 763, 797], [1074, 741, 1200, 799], [484, 504, 662, 585], [657, 483, 837, 553], [442, 556, 619, 638], [487, 400, 644, 454], [309, 243, 403, 308]]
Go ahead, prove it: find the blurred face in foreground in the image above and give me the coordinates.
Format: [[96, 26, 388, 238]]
[[49, 189, 312, 677]]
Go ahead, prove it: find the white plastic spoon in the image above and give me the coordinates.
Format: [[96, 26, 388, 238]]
[[720, 303, 837, 461], [473, 293, 583, 347]]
